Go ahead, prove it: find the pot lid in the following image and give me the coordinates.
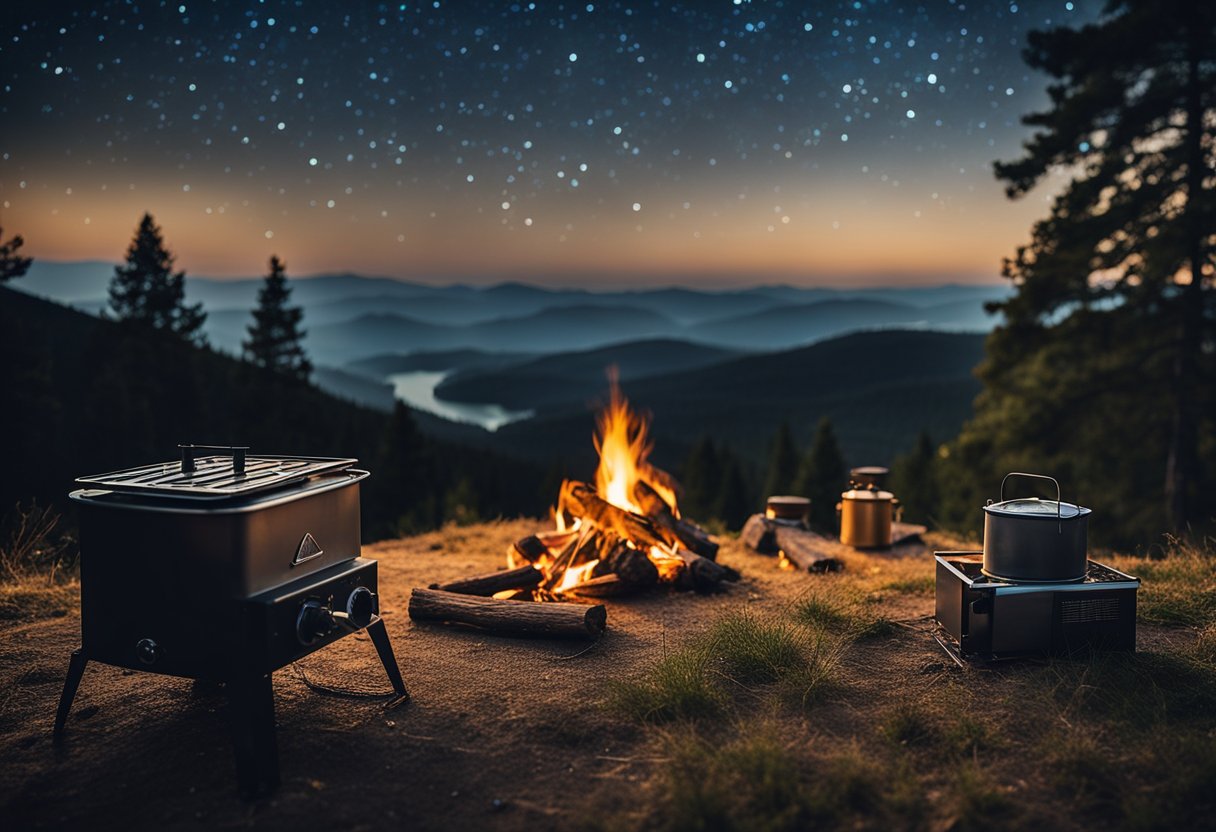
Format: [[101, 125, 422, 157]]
[[75, 445, 358, 500], [841, 487, 894, 501], [984, 498, 1090, 519]]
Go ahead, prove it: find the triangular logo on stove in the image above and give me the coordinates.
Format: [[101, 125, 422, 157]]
[[292, 533, 323, 566]]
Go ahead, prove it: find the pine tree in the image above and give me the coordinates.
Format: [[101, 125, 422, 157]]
[[762, 421, 799, 498], [950, 1, 1215, 540], [243, 255, 312, 380], [371, 402, 438, 536], [889, 431, 939, 527], [793, 417, 847, 532], [108, 213, 207, 344], [679, 436, 721, 521], [0, 227, 32, 282], [714, 453, 753, 530]]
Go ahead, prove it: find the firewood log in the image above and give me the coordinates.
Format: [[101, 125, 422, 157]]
[[560, 481, 670, 552], [633, 480, 719, 560], [640, 464, 684, 501], [775, 527, 843, 573], [564, 574, 632, 598], [740, 514, 778, 554], [600, 541, 660, 586], [431, 565, 542, 596], [512, 535, 551, 563], [408, 588, 606, 639], [670, 548, 740, 593]]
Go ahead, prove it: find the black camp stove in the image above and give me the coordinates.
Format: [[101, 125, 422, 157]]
[[54, 445, 408, 796], [934, 551, 1139, 661]]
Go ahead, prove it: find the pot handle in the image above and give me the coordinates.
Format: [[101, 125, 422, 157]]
[[1000, 472, 1063, 533], [179, 444, 249, 475]]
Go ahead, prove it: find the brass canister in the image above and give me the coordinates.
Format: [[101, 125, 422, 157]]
[[838, 486, 896, 548]]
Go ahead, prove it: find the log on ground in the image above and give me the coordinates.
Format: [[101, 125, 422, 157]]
[[670, 548, 740, 593], [432, 564, 542, 596], [740, 514, 778, 554], [409, 588, 606, 639], [775, 527, 843, 573]]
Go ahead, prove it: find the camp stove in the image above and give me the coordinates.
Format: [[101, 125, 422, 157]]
[[53, 445, 408, 796], [934, 551, 1139, 661]]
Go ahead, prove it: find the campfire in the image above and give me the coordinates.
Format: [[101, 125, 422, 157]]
[[408, 378, 738, 639], [503, 379, 737, 597]]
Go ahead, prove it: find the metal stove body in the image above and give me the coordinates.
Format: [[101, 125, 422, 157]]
[[934, 551, 1139, 660], [54, 445, 408, 796]]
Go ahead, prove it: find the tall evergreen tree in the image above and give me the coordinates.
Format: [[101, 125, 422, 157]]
[[947, 1, 1215, 541], [0, 227, 32, 282], [679, 436, 721, 521], [714, 453, 753, 530], [889, 431, 940, 527], [794, 417, 848, 532], [108, 213, 207, 344], [243, 255, 312, 381], [762, 421, 799, 498]]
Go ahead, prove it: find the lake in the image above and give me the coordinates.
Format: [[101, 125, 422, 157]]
[[387, 371, 533, 432]]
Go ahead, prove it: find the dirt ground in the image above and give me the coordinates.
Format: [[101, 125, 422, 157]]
[[0, 519, 1203, 831]]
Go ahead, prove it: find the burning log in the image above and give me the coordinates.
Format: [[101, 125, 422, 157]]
[[633, 480, 719, 561], [594, 540, 660, 587], [565, 574, 630, 597], [409, 588, 606, 639], [511, 535, 552, 563], [740, 514, 779, 554], [669, 548, 741, 593], [775, 527, 843, 573], [432, 565, 542, 597], [560, 481, 670, 552]]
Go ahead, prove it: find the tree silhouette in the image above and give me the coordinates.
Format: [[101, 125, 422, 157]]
[[793, 417, 847, 532], [679, 436, 721, 521], [889, 431, 939, 527], [0, 227, 32, 283], [950, 1, 1215, 539], [243, 255, 312, 381], [108, 213, 207, 345], [714, 453, 753, 530], [762, 421, 799, 498]]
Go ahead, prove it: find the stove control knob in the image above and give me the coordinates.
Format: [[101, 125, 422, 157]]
[[296, 599, 333, 646], [346, 587, 375, 629], [136, 638, 161, 665]]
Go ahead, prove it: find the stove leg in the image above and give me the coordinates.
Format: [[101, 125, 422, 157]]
[[53, 648, 89, 739], [228, 673, 279, 798], [366, 617, 409, 700]]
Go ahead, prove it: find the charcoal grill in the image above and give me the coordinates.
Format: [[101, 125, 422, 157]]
[[53, 445, 407, 796]]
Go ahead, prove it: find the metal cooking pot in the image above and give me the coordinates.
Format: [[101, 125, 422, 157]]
[[982, 472, 1091, 583], [838, 485, 898, 549]]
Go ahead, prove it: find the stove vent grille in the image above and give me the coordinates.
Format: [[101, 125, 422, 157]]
[[1060, 597, 1120, 624]]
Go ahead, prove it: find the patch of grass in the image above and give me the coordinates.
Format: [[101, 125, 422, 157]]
[[655, 731, 921, 832], [607, 649, 726, 725], [881, 703, 938, 748], [1112, 539, 1216, 628], [0, 502, 77, 585], [608, 611, 846, 724], [1042, 729, 1121, 808], [1036, 650, 1216, 727], [0, 581, 78, 622], [945, 761, 1013, 830], [706, 612, 810, 686], [943, 715, 1000, 757], [880, 574, 936, 596], [794, 587, 894, 640], [1121, 734, 1216, 831]]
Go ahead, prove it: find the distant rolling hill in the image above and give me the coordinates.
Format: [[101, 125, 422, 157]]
[[487, 329, 986, 472], [436, 339, 744, 410], [347, 349, 539, 379], [304, 304, 681, 363]]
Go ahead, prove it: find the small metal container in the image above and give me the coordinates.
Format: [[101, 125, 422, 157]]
[[838, 485, 896, 548], [849, 466, 889, 489], [982, 473, 1091, 583]]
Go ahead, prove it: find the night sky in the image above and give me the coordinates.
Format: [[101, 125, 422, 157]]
[[1, 1, 1090, 287]]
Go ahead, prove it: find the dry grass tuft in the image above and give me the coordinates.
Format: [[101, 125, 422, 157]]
[[0, 502, 77, 585]]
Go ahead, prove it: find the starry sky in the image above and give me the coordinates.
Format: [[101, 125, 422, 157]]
[[0, 0, 1090, 288]]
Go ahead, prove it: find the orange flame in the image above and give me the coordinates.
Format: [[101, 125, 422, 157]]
[[593, 369, 678, 515]]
